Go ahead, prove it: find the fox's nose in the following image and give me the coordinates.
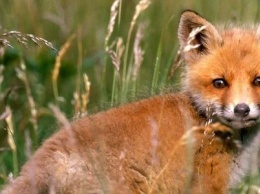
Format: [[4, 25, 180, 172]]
[[234, 103, 250, 117]]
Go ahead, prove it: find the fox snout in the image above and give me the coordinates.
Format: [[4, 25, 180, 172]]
[[219, 102, 260, 129], [234, 103, 250, 117]]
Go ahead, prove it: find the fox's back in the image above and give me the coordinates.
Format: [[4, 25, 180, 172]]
[[3, 93, 202, 193]]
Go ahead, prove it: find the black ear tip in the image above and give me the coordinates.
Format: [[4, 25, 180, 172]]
[[181, 9, 199, 15], [180, 10, 202, 18]]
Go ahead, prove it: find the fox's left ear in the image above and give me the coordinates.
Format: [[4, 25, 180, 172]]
[[178, 10, 222, 63]]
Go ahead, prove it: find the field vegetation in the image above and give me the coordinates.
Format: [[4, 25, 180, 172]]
[[0, 0, 260, 192]]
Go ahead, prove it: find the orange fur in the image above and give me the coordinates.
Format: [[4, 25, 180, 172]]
[[2, 10, 260, 194]]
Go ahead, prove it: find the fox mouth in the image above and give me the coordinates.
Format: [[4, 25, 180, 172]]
[[220, 117, 258, 129], [212, 105, 260, 129]]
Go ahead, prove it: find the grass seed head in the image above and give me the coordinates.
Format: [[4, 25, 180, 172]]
[[0, 30, 58, 52]]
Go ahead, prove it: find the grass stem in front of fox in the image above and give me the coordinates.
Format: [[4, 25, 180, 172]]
[[151, 37, 162, 95], [52, 34, 75, 106], [105, 0, 121, 105], [16, 58, 39, 148], [6, 107, 18, 177], [122, 0, 151, 103]]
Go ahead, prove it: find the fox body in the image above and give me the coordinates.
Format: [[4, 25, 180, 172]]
[[3, 11, 260, 194]]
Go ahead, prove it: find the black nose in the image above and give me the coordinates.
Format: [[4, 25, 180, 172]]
[[234, 103, 250, 117]]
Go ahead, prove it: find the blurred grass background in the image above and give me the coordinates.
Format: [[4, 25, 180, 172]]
[[0, 0, 260, 191]]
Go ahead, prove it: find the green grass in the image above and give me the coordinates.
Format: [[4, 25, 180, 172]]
[[0, 0, 260, 192]]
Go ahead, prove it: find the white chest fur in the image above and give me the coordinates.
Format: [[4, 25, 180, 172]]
[[229, 126, 260, 188]]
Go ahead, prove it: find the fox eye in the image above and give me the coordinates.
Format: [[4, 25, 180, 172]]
[[253, 77, 260, 86], [212, 79, 228, 89]]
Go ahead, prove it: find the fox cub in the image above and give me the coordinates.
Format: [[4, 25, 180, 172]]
[[2, 10, 260, 194]]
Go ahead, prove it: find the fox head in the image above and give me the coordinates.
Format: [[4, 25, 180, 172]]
[[178, 10, 260, 129]]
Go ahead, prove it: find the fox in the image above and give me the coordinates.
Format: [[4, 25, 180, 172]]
[[2, 10, 260, 194]]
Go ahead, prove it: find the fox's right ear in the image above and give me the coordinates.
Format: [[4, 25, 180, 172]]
[[178, 10, 222, 63]]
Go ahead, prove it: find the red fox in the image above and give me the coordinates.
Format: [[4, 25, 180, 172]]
[[2, 10, 260, 194]]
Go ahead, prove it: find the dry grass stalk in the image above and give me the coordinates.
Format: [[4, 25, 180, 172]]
[[73, 92, 81, 116], [16, 60, 37, 122], [52, 34, 76, 103], [168, 49, 184, 80], [16, 59, 38, 141], [0, 106, 10, 120], [0, 39, 12, 50], [146, 126, 199, 193], [183, 26, 206, 52], [5, 106, 18, 176], [0, 65, 5, 93], [49, 104, 78, 155], [72, 29, 90, 116], [74, 28, 83, 115], [81, 73, 91, 114], [245, 185, 260, 193], [7, 173, 14, 184], [131, 0, 151, 29], [24, 129, 32, 159], [205, 102, 215, 126], [73, 73, 91, 117], [109, 37, 125, 72], [49, 103, 71, 131], [148, 101, 195, 193], [126, 0, 151, 57], [44, 1, 71, 36], [0, 31, 57, 52], [132, 24, 145, 81], [0, 44, 6, 59], [122, 0, 151, 98], [147, 136, 188, 193], [109, 37, 125, 105], [149, 118, 158, 167], [105, 0, 121, 51]]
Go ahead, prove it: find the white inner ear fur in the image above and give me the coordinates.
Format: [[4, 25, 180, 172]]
[[178, 11, 223, 63]]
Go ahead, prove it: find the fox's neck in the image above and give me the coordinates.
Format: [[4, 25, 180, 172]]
[[239, 125, 260, 146], [185, 92, 208, 120], [229, 124, 260, 188]]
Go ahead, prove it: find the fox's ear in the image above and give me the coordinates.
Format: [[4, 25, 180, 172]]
[[178, 10, 222, 63]]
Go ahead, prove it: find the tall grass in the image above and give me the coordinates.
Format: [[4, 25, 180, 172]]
[[0, 0, 260, 192]]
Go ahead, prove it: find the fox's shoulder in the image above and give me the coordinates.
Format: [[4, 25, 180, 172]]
[[75, 92, 201, 126], [66, 92, 202, 143]]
